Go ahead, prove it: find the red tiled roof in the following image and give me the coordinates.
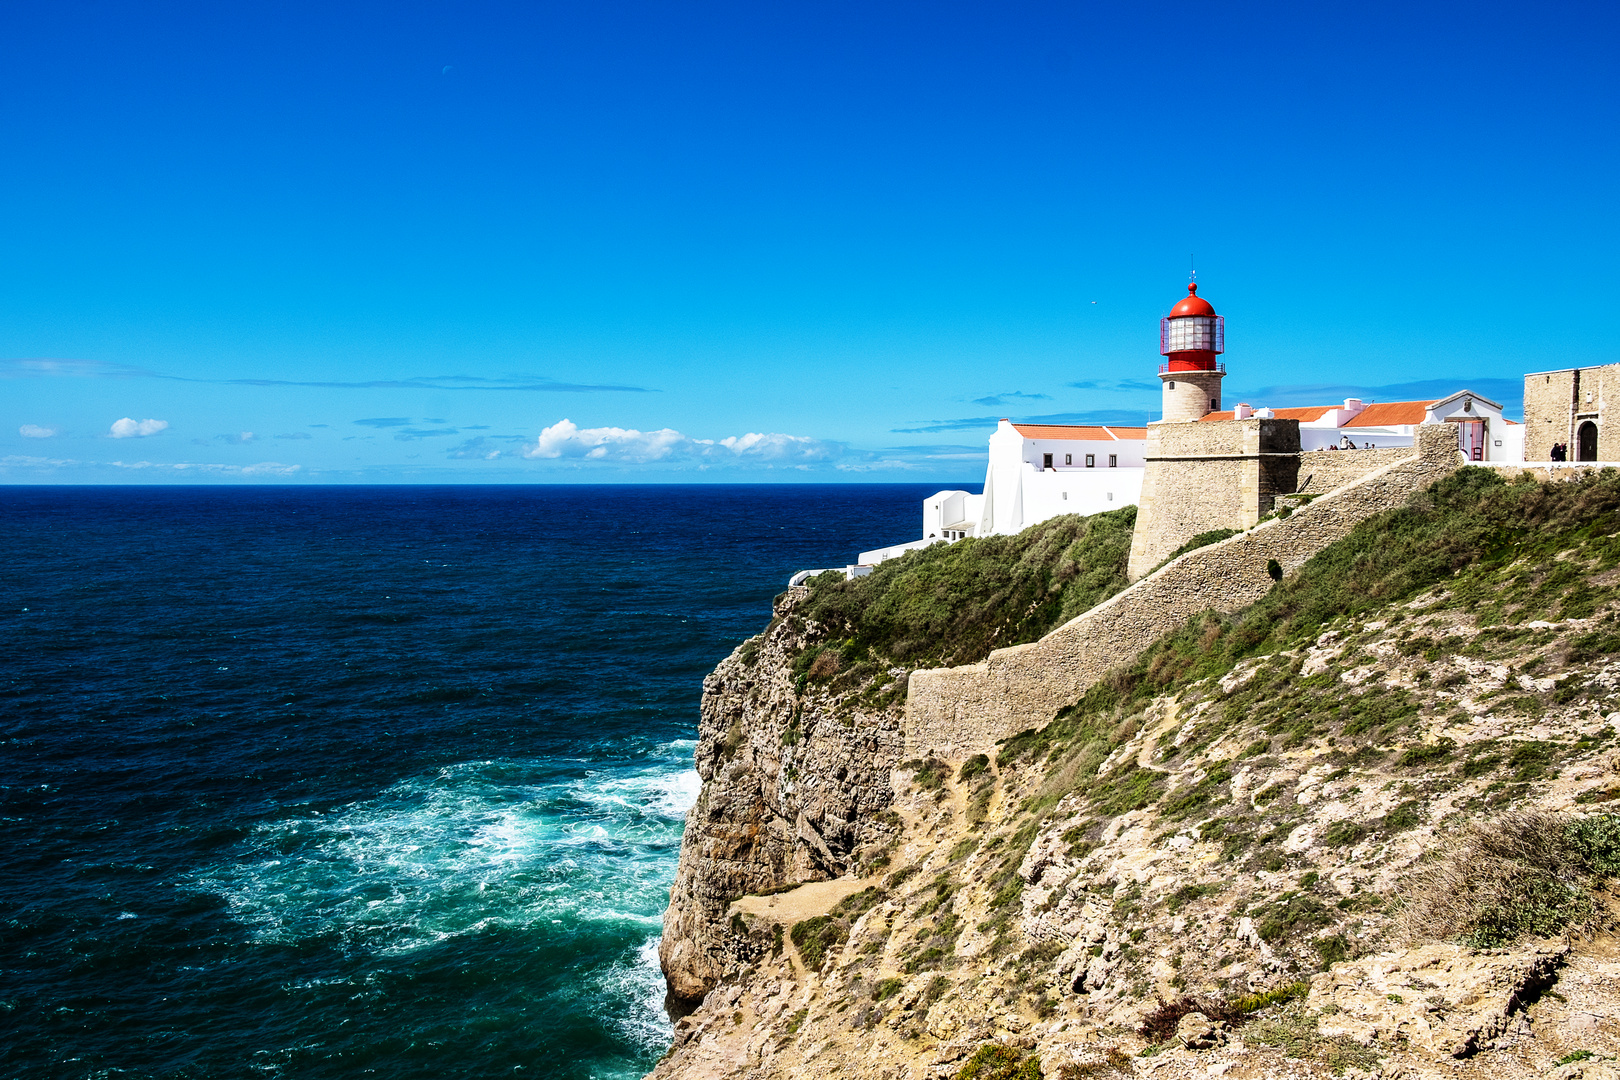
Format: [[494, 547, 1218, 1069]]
[[1011, 424, 1147, 441], [1199, 406, 1335, 423], [1343, 400, 1436, 428]]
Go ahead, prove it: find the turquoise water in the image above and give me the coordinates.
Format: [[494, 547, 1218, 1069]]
[[0, 484, 940, 1079]]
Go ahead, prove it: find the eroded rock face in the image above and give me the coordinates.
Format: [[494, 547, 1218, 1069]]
[[659, 594, 905, 1003], [1308, 942, 1568, 1056]]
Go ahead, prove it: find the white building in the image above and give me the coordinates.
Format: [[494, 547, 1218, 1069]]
[[858, 421, 1146, 563], [1213, 391, 1522, 461]]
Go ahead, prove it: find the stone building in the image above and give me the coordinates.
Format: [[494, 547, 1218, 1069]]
[[1523, 364, 1620, 461]]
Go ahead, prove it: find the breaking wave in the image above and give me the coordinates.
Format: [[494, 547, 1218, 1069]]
[[195, 745, 700, 956]]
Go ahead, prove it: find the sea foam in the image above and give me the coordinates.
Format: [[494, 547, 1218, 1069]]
[[193, 750, 696, 958]]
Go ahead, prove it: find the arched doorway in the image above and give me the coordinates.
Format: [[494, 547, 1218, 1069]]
[[1578, 421, 1598, 461]]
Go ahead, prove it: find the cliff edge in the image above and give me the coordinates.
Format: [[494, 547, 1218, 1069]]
[[658, 591, 908, 1002]]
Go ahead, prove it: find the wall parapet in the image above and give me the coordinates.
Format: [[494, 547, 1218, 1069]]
[[1294, 448, 1413, 495], [902, 425, 1461, 759]]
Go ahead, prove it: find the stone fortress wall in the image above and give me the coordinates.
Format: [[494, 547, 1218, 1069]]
[[1292, 448, 1412, 495], [903, 423, 1461, 760], [1125, 417, 1303, 580]]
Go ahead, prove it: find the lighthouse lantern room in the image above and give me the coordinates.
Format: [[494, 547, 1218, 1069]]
[[1158, 282, 1227, 422]]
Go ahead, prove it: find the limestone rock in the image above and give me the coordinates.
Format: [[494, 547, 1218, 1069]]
[[1176, 1011, 1224, 1050], [1547, 1064, 1620, 1080], [659, 593, 905, 1003], [1307, 941, 1568, 1056]]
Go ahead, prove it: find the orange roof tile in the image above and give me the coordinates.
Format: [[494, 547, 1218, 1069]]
[[1198, 406, 1335, 423], [1343, 400, 1435, 428], [1011, 424, 1146, 441]]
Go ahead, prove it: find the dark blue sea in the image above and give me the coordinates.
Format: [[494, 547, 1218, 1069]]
[[0, 484, 946, 1080]]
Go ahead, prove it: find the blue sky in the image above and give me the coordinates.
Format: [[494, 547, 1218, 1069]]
[[3, 0, 1614, 483]]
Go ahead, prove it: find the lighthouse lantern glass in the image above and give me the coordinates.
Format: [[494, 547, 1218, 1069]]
[[1159, 315, 1225, 355]]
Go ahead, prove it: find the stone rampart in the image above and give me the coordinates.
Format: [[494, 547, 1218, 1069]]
[[903, 425, 1461, 759], [1294, 448, 1412, 495], [1125, 418, 1301, 580]]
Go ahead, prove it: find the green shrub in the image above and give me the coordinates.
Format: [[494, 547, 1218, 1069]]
[[1161, 762, 1233, 819], [872, 976, 905, 1001], [790, 915, 849, 969], [1399, 739, 1455, 767], [1229, 980, 1308, 1014], [831, 886, 885, 920], [956, 1044, 1042, 1080], [1322, 820, 1367, 846], [1383, 801, 1424, 832], [1509, 740, 1556, 781], [1254, 895, 1329, 942], [1568, 813, 1620, 875], [1166, 882, 1219, 912], [902, 757, 952, 791], [1092, 762, 1163, 816], [958, 754, 991, 782], [1313, 935, 1350, 968]]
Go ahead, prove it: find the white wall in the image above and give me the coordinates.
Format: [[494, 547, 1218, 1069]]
[[1497, 423, 1525, 463], [923, 490, 969, 539], [1017, 467, 1144, 524], [1308, 426, 1414, 451], [982, 422, 1028, 535], [976, 419, 1149, 536]]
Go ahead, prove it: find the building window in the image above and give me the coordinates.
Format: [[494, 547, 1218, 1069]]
[[1108, 454, 1117, 468], [1085, 454, 1095, 467], [1212, 398, 1219, 409], [1062, 492, 1067, 500], [1064, 453, 1072, 465], [1167, 380, 1176, 390]]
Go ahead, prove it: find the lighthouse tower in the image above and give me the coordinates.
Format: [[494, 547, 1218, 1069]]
[[1158, 283, 1226, 422]]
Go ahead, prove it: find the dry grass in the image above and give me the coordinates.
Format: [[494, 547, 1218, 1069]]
[[1399, 811, 1618, 947], [807, 648, 841, 679]]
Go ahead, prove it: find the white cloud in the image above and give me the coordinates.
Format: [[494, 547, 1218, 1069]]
[[835, 459, 923, 472], [110, 460, 301, 476], [1, 454, 81, 468], [522, 418, 842, 465], [0, 454, 298, 477], [19, 425, 57, 438], [110, 417, 169, 438]]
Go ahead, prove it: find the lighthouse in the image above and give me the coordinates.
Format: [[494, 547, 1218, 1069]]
[[1158, 282, 1225, 422]]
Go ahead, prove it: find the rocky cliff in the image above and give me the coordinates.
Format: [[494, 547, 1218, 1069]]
[[658, 592, 909, 1002], [653, 469, 1620, 1080]]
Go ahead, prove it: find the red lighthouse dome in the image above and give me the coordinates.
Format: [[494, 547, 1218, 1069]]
[[1160, 283, 1225, 372]]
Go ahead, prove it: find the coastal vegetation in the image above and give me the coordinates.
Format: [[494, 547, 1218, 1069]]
[[789, 506, 1137, 672]]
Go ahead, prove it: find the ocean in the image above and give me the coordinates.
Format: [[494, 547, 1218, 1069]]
[[0, 484, 945, 1080]]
